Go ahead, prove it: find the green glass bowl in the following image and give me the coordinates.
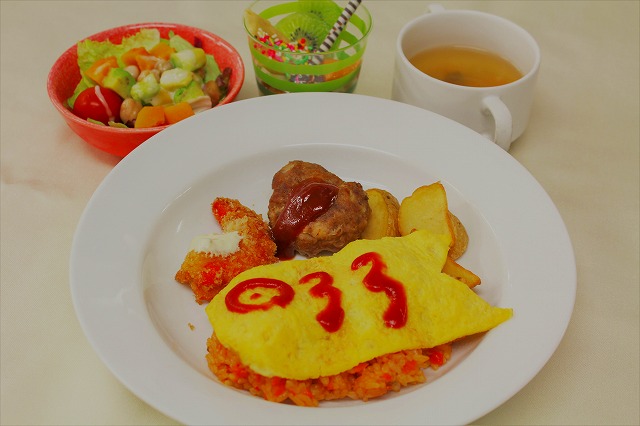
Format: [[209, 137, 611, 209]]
[[244, 1, 372, 94]]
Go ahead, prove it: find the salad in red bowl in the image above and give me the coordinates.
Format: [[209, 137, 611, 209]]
[[48, 23, 244, 157]]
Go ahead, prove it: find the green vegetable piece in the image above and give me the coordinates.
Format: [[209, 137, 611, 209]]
[[87, 118, 105, 126], [149, 88, 173, 107], [130, 73, 160, 104], [203, 54, 221, 83], [170, 48, 206, 72], [173, 80, 205, 104], [169, 33, 194, 52], [160, 68, 193, 91], [76, 29, 161, 72], [69, 28, 161, 107], [102, 68, 136, 98], [108, 121, 129, 128], [67, 79, 91, 109]]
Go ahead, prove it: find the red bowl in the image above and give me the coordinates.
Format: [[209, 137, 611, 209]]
[[47, 23, 244, 157]]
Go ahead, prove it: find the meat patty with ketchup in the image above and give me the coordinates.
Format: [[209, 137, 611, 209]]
[[268, 161, 370, 258]]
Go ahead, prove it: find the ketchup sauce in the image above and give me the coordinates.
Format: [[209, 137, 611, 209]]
[[351, 252, 408, 329], [225, 252, 408, 332], [300, 271, 344, 333], [225, 278, 295, 313], [272, 179, 338, 259]]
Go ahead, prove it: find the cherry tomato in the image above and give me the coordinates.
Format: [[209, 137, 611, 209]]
[[72, 86, 123, 125]]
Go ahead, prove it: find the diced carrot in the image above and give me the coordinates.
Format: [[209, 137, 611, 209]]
[[85, 56, 118, 84], [134, 105, 166, 128], [149, 42, 176, 60], [163, 102, 194, 124], [135, 55, 160, 71], [121, 47, 150, 66]]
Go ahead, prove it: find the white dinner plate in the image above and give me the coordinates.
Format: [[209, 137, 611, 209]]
[[70, 93, 576, 425]]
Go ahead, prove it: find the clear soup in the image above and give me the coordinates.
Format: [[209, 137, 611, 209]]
[[409, 45, 523, 87]]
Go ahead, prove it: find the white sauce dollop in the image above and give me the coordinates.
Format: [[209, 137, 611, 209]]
[[189, 231, 243, 256]]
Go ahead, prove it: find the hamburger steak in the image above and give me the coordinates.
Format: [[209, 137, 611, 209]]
[[268, 161, 370, 257]]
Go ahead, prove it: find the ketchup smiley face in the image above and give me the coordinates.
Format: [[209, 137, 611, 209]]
[[225, 278, 295, 313]]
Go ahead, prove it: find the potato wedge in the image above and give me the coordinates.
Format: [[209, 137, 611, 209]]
[[361, 188, 400, 239], [448, 212, 469, 260], [442, 256, 481, 288], [398, 182, 455, 248]]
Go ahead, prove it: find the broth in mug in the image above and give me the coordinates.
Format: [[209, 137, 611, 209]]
[[409, 45, 523, 87]]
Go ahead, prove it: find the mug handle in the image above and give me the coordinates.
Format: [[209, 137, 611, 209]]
[[426, 3, 446, 13], [482, 95, 513, 151]]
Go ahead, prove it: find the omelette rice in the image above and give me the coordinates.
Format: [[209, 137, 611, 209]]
[[205, 230, 512, 405]]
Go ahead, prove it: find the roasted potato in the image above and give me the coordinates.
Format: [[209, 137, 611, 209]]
[[448, 212, 469, 260], [361, 188, 400, 239], [442, 256, 481, 288], [398, 182, 476, 284], [398, 182, 455, 247]]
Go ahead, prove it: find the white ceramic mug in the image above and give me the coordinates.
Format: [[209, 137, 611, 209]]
[[391, 4, 540, 151]]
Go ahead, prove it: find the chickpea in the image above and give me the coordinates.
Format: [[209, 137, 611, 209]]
[[154, 59, 173, 74], [123, 65, 140, 80], [120, 98, 143, 126], [188, 96, 213, 114], [137, 69, 160, 82]]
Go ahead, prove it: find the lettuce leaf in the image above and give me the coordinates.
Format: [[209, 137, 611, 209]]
[[68, 28, 161, 107], [77, 28, 161, 71], [203, 54, 221, 83]]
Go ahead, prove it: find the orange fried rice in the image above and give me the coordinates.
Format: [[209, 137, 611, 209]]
[[206, 332, 452, 406]]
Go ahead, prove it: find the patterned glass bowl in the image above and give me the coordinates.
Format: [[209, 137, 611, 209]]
[[244, 1, 372, 95]]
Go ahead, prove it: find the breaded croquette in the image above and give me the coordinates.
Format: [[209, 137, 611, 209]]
[[175, 198, 278, 304]]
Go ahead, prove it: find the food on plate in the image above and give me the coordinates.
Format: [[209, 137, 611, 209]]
[[449, 212, 469, 260], [267, 161, 370, 258], [205, 229, 512, 405], [394, 182, 475, 285], [175, 198, 277, 304], [398, 183, 472, 262], [68, 28, 232, 127], [361, 188, 401, 240], [442, 256, 481, 288], [171, 163, 499, 405], [207, 333, 451, 406], [398, 183, 455, 243], [448, 212, 469, 260]]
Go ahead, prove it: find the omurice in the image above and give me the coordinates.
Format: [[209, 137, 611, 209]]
[[205, 230, 512, 406]]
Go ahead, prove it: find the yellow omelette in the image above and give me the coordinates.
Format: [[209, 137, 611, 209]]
[[206, 230, 512, 380]]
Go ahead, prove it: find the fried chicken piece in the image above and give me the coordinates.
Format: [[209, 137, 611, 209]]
[[268, 161, 370, 258], [175, 198, 278, 304]]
